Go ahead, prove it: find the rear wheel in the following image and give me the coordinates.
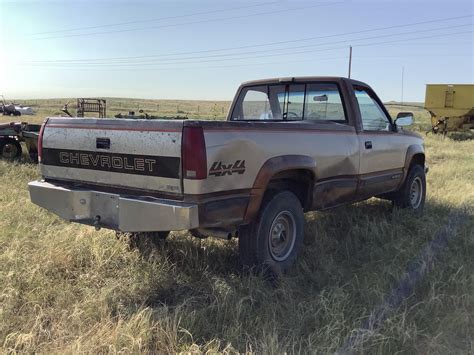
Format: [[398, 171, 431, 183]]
[[393, 164, 426, 213], [239, 190, 304, 275], [0, 138, 22, 160]]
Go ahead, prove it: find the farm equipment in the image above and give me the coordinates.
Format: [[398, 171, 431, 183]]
[[62, 98, 106, 118], [1, 95, 21, 117], [425, 84, 474, 134], [0, 122, 41, 162]]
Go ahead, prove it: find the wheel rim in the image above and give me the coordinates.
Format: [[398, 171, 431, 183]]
[[268, 210, 296, 261], [409, 176, 423, 209], [2, 143, 18, 159]]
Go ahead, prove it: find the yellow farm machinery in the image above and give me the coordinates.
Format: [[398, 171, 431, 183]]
[[425, 84, 474, 134]]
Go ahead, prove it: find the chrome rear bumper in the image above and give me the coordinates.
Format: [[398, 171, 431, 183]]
[[28, 180, 199, 232]]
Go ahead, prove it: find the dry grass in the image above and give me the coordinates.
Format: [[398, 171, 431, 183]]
[[3, 98, 231, 124], [0, 104, 473, 353]]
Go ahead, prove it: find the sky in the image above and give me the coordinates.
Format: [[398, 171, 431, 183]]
[[0, 0, 473, 102]]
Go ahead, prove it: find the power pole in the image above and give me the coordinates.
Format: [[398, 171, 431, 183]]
[[348, 46, 352, 78], [401, 66, 405, 105]]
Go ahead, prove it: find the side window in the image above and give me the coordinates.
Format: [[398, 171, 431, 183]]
[[304, 83, 346, 121], [237, 86, 272, 120], [354, 88, 391, 131]]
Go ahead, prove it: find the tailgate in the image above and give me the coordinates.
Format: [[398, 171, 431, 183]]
[[40, 117, 184, 195]]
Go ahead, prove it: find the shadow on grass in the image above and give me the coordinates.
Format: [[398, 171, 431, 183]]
[[124, 197, 474, 353], [128, 198, 466, 309], [447, 131, 473, 141]]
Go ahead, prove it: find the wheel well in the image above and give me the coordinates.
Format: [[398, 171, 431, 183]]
[[265, 169, 314, 210], [410, 153, 425, 168]]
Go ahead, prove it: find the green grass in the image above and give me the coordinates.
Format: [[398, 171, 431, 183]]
[[0, 103, 473, 353]]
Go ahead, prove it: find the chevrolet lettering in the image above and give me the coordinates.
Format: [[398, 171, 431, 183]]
[[41, 148, 180, 178], [58, 151, 156, 172]]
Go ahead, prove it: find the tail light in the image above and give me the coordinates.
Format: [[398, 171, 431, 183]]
[[37, 119, 48, 163], [182, 126, 207, 179]]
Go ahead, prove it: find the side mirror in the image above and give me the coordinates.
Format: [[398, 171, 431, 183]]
[[395, 112, 414, 127]]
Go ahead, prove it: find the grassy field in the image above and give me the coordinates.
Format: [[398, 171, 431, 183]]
[[0, 102, 473, 353], [4, 98, 232, 124]]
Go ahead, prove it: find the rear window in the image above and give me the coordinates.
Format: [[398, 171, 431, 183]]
[[231, 82, 346, 122]]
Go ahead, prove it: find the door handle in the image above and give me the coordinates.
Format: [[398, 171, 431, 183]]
[[365, 141, 372, 149]]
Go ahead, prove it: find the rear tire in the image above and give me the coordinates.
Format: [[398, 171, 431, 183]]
[[0, 138, 22, 160], [393, 164, 426, 213], [239, 191, 304, 275]]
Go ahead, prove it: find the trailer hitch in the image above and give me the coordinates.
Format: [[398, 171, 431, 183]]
[[94, 215, 101, 231]]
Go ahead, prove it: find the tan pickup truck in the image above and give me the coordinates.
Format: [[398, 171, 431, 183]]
[[29, 77, 427, 273]]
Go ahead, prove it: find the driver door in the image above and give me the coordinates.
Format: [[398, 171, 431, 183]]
[[354, 86, 406, 198]]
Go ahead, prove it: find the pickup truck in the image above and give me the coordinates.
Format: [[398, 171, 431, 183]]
[[29, 77, 427, 274]]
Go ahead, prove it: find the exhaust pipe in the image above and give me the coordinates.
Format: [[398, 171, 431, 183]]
[[197, 228, 235, 240]]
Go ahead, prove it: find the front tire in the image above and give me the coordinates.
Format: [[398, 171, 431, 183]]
[[393, 164, 426, 213], [239, 191, 304, 275]]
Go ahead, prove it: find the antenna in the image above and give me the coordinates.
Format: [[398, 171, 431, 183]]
[[348, 46, 352, 78]]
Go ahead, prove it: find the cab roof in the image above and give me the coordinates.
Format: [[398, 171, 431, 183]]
[[240, 76, 368, 87]]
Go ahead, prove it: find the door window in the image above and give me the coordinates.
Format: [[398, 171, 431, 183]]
[[354, 88, 391, 131]]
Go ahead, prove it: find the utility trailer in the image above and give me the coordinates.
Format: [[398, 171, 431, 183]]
[[0, 122, 41, 162], [425, 84, 474, 134]]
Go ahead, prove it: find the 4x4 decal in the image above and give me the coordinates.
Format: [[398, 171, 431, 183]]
[[209, 160, 246, 177]]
